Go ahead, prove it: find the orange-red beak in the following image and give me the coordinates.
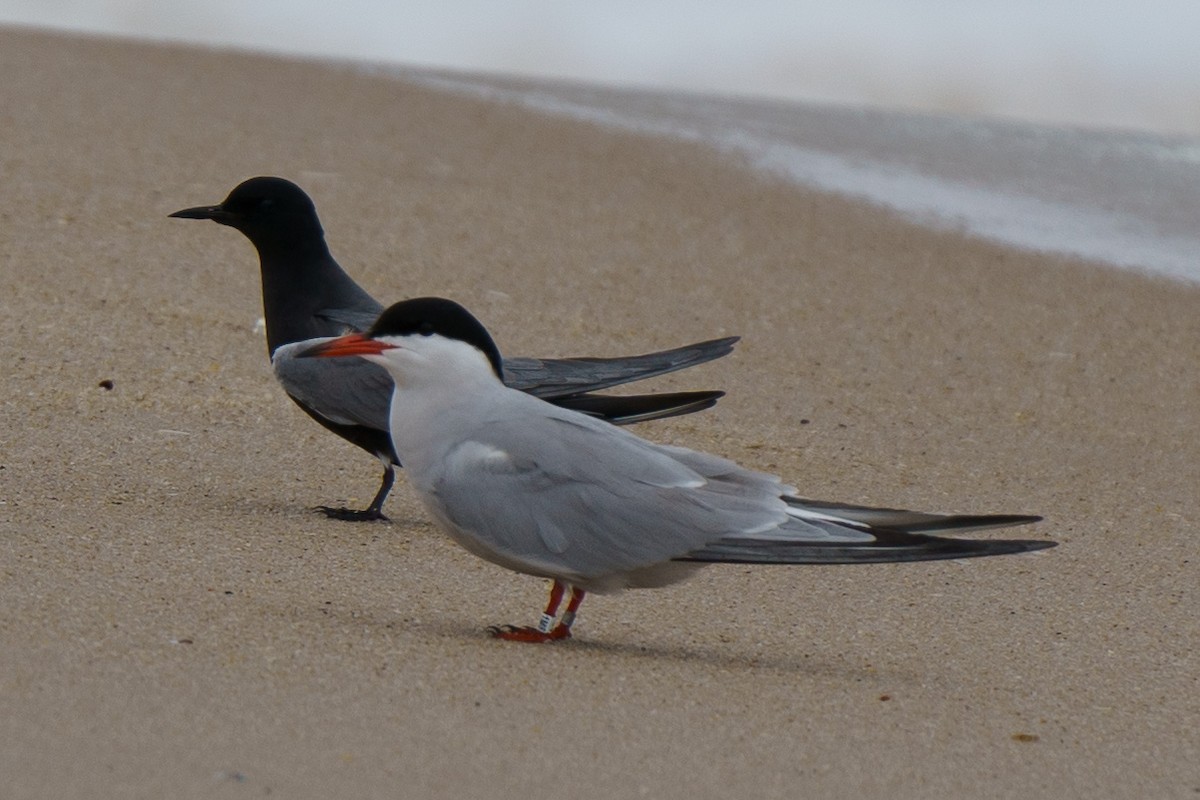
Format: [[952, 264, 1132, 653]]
[[298, 333, 396, 359]]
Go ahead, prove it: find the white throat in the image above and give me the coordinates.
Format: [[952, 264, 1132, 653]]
[[366, 334, 506, 467]]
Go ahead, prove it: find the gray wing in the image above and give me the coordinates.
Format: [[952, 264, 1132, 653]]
[[424, 404, 790, 591], [502, 336, 739, 397], [271, 338, 393, 430], [427, 407, 1051, 580]]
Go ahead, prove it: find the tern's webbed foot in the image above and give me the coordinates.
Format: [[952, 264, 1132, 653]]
[[487, 624, 573, 643], [314, 505, 390, 522]]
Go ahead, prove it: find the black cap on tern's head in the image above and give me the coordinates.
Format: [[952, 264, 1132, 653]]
[[369, 297, 505, 380], [169, 176, 322, 241]]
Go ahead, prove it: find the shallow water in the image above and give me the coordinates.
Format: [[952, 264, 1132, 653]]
[[407, 71, 1200, 283]]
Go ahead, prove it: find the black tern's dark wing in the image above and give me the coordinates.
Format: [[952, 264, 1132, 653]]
[[502, 336, 739, 397], [275, 339, 725, 433]]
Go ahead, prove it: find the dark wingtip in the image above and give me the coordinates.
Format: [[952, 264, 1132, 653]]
[[897, 513, 1045, 535], [974, 538, 1057, 556], [996, 515, 1043, 526], [553, 389, 726, 424], [679, 532, 1057, 565], [698, 336, 740, 356]]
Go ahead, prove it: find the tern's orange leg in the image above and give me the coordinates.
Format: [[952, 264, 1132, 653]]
[[489, 580, 585, 643], [549, 585, 586, 639]]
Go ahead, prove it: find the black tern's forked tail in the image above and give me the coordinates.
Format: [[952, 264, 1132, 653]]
[[300, 296, 1055, 644], [171, 177, 739, 521]]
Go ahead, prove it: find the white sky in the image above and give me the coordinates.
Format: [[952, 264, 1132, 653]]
[[3, 1, 1200, 135]]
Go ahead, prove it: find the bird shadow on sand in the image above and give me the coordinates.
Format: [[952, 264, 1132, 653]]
[[341, 606, 918, 683]]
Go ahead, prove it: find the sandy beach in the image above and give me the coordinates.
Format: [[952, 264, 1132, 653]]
[[1, 28, 1196, 799]]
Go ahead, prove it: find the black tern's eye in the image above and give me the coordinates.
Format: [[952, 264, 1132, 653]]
[[418, 321, 435, 336]]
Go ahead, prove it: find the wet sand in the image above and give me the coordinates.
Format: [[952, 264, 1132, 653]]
[[0, 27, 1196, 799]]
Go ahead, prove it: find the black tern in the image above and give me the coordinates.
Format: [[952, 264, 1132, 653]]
[[171, 177, 738, 521]]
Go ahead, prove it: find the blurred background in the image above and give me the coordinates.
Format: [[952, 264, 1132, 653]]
[[2, 0, 1199, 137]]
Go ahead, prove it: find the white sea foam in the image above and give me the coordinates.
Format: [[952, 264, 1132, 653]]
[[407, 72, 1200, 283]]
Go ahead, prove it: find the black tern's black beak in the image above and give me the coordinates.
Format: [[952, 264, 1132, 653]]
[[168, 204, 233, 223]]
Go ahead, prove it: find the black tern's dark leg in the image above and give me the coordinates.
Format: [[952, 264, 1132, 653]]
[[315, 463, 395, 522]]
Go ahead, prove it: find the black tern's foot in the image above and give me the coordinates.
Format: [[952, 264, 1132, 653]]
[[487, 624, 572, 643], [314, 505, 390, 522]]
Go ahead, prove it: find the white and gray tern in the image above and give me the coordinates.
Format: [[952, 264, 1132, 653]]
[[302, 297, 1052, 643]]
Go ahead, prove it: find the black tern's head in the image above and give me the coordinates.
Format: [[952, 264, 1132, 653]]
[[169, 176, 323, 247]]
